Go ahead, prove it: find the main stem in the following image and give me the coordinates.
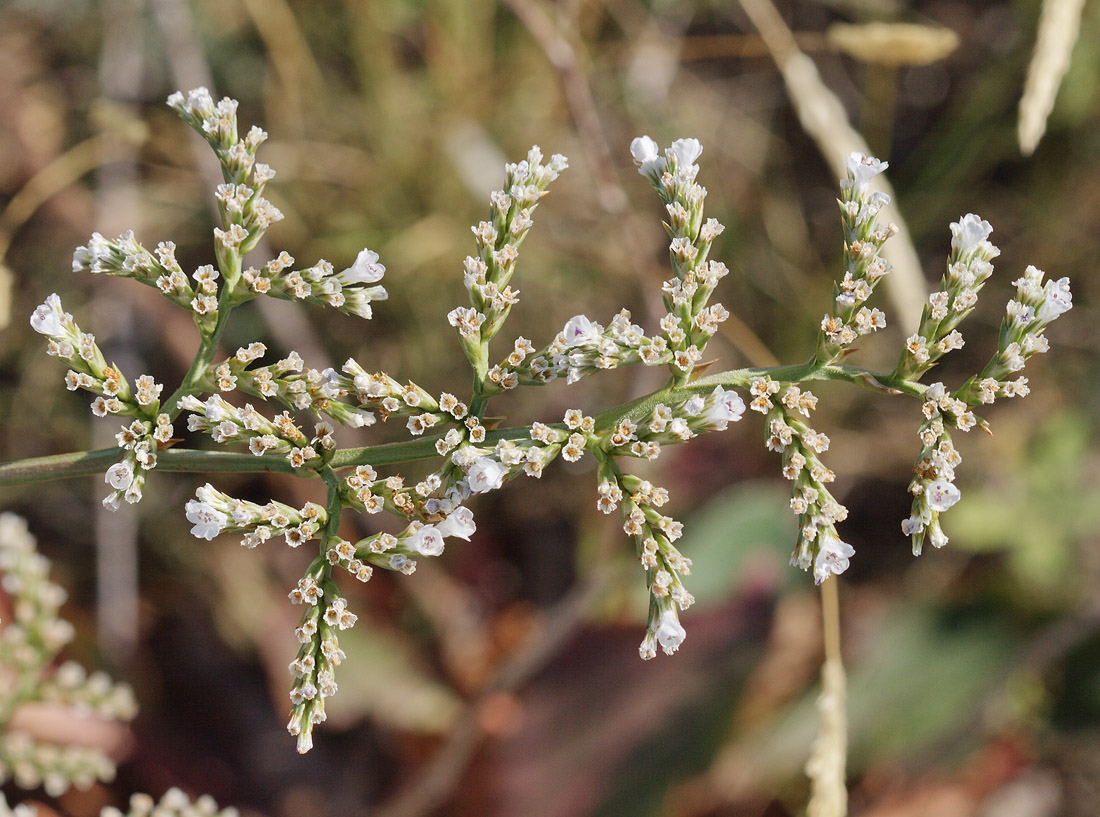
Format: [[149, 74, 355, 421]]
[[0, 359, 927, 486]]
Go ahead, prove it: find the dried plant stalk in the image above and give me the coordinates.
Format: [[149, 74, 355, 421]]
[[806, 577, 847, 817], [1019, 0, 1086, 156]]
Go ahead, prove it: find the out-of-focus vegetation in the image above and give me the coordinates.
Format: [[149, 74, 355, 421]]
[[0, 0, 1097, 815]]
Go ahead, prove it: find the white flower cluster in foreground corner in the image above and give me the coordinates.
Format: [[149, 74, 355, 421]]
[[0, 514, 138, 797], [100, 788, 239, 817]]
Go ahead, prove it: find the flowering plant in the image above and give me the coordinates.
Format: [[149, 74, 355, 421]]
[[0, 87, 1072, 810]]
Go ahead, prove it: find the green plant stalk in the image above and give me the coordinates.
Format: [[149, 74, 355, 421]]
[[0, 359, 928, 486], [161, 293, 238, 423]]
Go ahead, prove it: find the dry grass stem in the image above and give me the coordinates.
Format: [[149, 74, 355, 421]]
[[806, 576, 847, 817], [1018, 0, 1086, 156]]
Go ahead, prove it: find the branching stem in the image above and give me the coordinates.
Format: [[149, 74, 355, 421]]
[[0, 359, 927, 486]]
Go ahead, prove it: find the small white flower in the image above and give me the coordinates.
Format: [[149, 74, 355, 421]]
[[561, 314, 600, 347], [437, 506, 476, 541], [30, 293, 67, 337], [950, 213, 995, 256], [703, 386, 746, 430], [337, 248, 386, 285], [682, 395, 705, 417], [344, 408, 376, 428], [845, 152, 888, 188], [467, 457, 506, 494], [655, 609, 686, 655], [408, 524, 445, 557], [185, 499, 228, 540], [204, 395, 228, 423], [105, 460, 134, 491], [900, 516, 925, 536], [929, 525, 949, 549], [629, 135, 662, 177], [1037, 275, 1072, 323], [813, 533, 855, 585], [666, 137, 702, 171], [926, 478, 961, 512]]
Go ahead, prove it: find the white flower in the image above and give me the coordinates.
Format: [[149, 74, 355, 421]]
[[703, 386, 746, 430], [561, 314, 600, 347], [655, 609, 686, 655], [925, 478, 961, 512], [900, 516, 925, 536], [408, 524, 445, 557], [845, 152, 888, 188], [682, 395, 705, 417], [950, 213, 995, 256], [185, 499, 228, 540], [344, 408, 376, 428], [813, 533, 855, 585], [203, 396, 228, 423], [104, 460, 134, 491], [467, 457, 506, 494], [437, 506, 476, 541], [629, 135, 662, 177], [337, 248, 386, 285], [177, 394, 204, 413], [666, 138, 702, 171], [30, 293, 67, 337], [1037, 275, 1072, 323], [929, 525, 949, 549], [185, 86, 214, 117]]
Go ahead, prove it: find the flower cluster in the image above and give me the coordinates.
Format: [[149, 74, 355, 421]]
[[101, 788, 239, 817], [72, 232, 198, 313], [167, 87, 285, 290], [595, 459, 693, 659], [246, 248, 389, 321], [286, 561, 349, 754], [816, 153, 894, 361], [0, 514, 138, 797], [339, 359, 452, 432], [895, 213, 998, 380], [757, 383, 856, 584], [492, 310, 672, 387], [178, 394, 329, 468], [902, 387, 966, 553], [630, 136, 731, 381], [203, 346, 377, 429], [184, 482, 327, 547], [30, 294, 170, 508], [449, 145, 568, 374], [902, 257, 1072, 554], [448, 422, 565, 490]]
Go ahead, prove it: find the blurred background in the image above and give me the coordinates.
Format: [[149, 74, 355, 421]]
[[0, 0, 1097, 815]]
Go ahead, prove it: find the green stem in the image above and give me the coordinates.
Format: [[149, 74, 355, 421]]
[[0, 361, 929, 486], [162, 303, 236, 420], [469, 339, 491, 418], [319, 466, 344, 547]]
